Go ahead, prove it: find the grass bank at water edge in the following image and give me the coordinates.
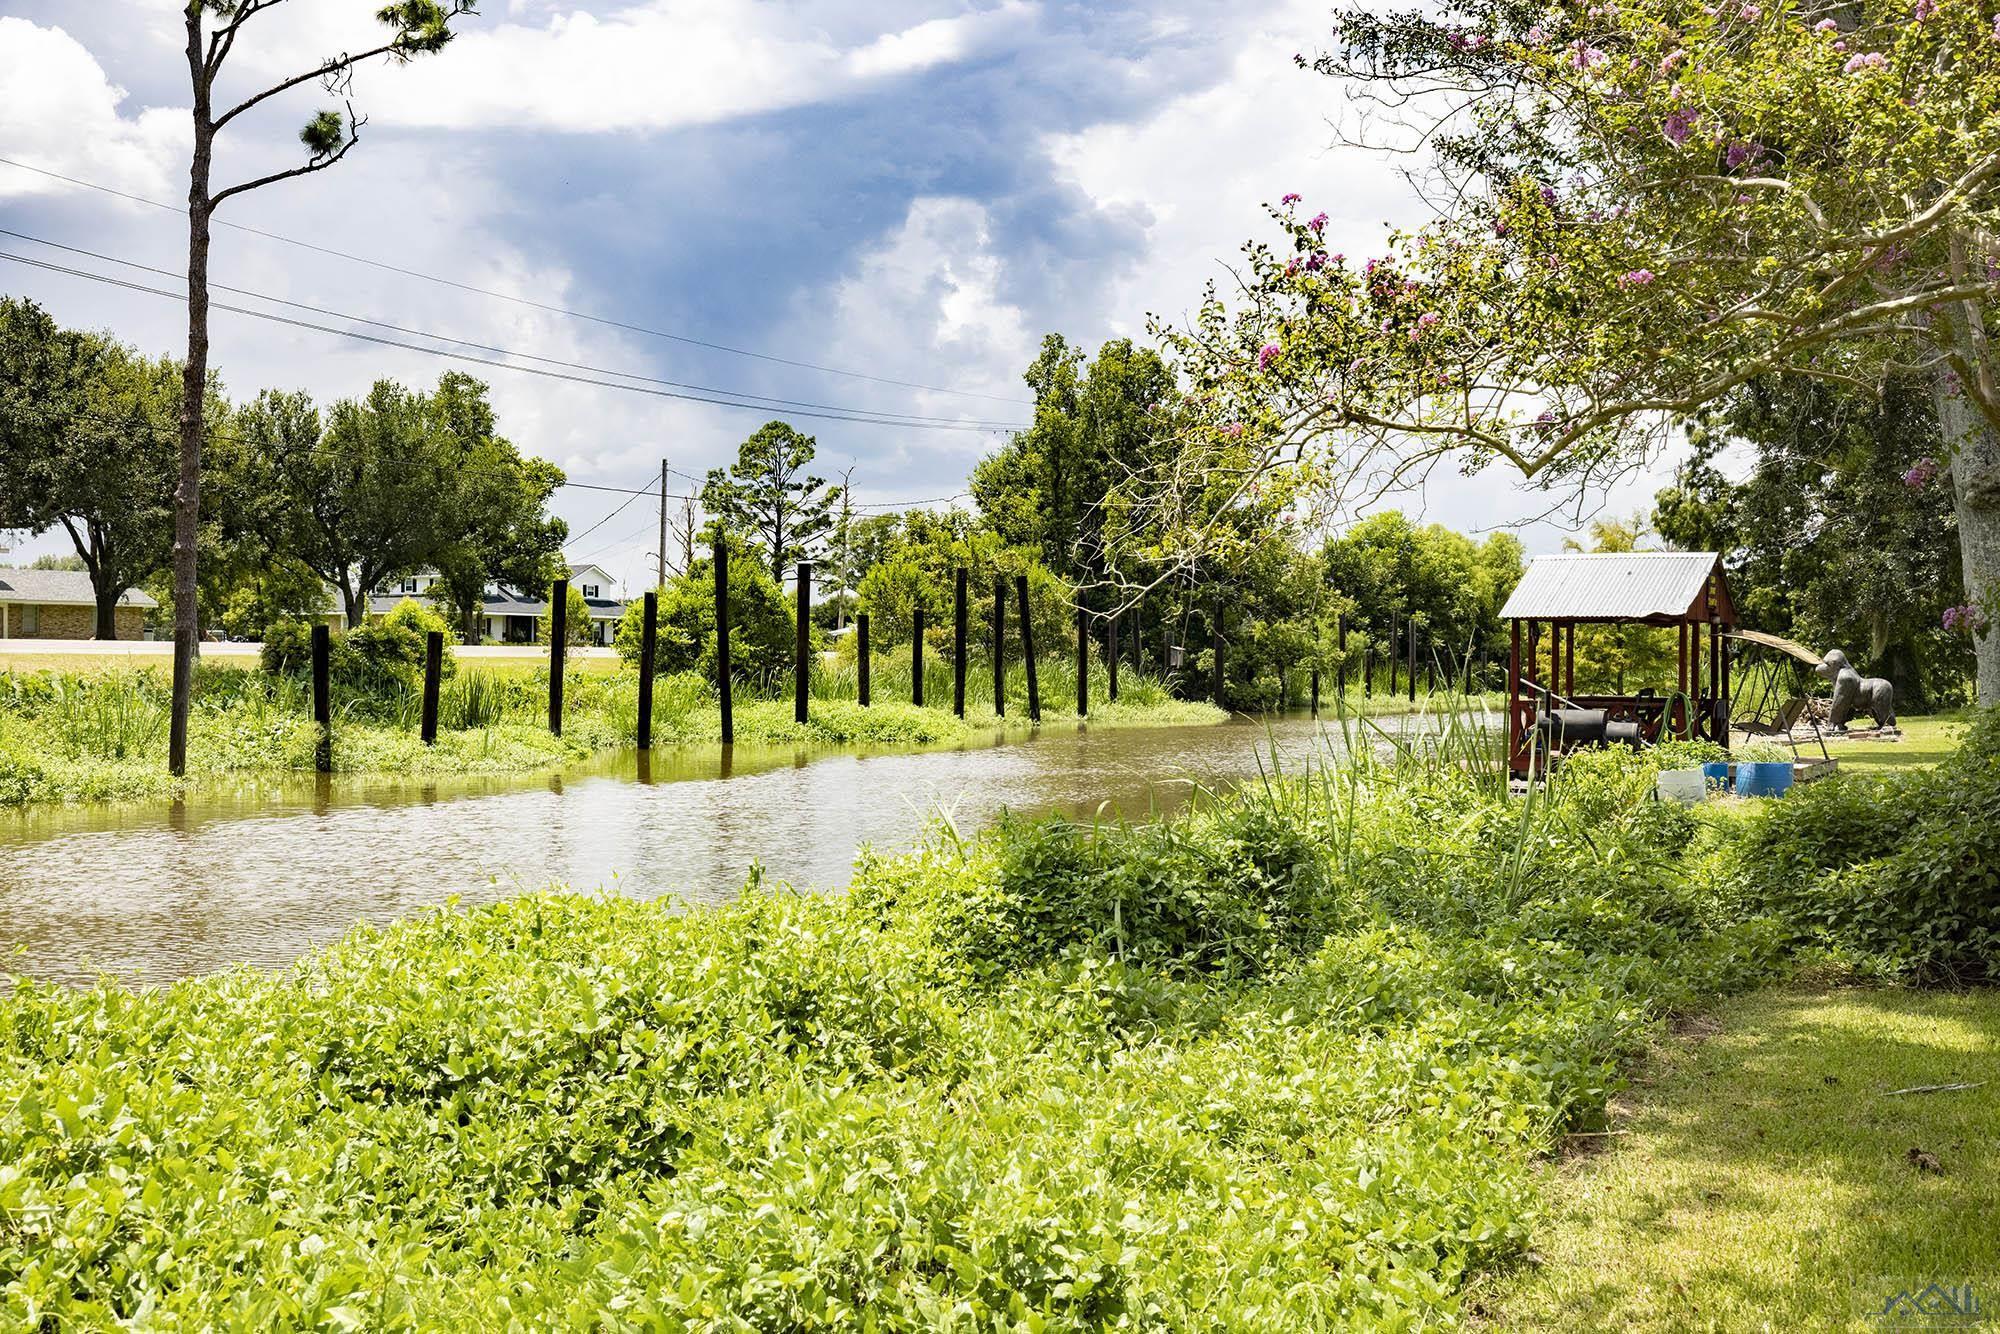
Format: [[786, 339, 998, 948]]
[[5, 712, 1997, 1324], [0, 660, 1223, 808]]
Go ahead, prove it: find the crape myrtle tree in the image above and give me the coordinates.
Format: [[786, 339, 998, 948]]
[[169, 0, 478, 773], [1140, 0, 2000, 702]]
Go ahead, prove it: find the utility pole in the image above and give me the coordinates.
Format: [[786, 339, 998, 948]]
[[835, 464, 855, 631], [656, 458, 670, 586]]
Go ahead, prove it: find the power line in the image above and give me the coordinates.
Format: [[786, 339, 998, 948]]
[[0, 246, 1024, 435], [562, 476, 655, 549], [0, 154, 1034, 407], [0, 227, 1025, 431]]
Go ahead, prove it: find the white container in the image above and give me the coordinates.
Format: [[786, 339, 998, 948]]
[[1655, 768, 1709, 805]]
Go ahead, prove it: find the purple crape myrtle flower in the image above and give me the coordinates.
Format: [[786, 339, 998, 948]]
[[1725, 141, 1758, 168], [1664, 108, 1698, 144], [1913, 0, 1936, 21], [1943, 603, 1987, 635], [1902, 457, 1939, 487], [1540, 183, 1558, 204], [1281, 191, 1302, 205], [1618, 269, 1656, 286], [1308, 211, 1330, 233], [1257, 342, 1283, 370], [1567, 41, 1608, 69], [1843, 50, 1887, 73], [1813, 17, 1839, 30], [1526, 23, 1548, 43], [1220, 421, 1246, 439]]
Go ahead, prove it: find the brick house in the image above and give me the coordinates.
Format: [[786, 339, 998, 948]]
[[0, 569, 157, 640]]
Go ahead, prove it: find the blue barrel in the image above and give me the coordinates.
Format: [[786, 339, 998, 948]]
[[1735, 761, 1795, 798], [1702, 761, 1732, 794]]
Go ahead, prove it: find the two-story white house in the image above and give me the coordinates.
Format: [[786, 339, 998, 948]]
[[351, 564, 627, 645]]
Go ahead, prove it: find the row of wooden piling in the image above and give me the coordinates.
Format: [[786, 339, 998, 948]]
[[302, 548, 1491, 770]]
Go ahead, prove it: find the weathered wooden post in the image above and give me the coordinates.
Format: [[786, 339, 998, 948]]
[[912, 608, 925, 706], [794, 561, 811, 725], [714, 538, 733, 744], [992, 574, 1007, 718], [548, 578, 568, 735], [857, 611, 871, 706], [1017, 573, 1040, 721], [953, 567, 968, 717], [1337, 614, 1349, 700], [1107, 611, 1119, 702], [1310, 665, 1320, 718], [1075, 606, 1089, 718], [637, 591, 657, 749], [1364, 637, 1375, 698], [1407, 618, 1418, 704], [1210, 595, 1224, 706], [420, 629, 442, 745], [1388, 612, 1399, 697], [311, 622, 331, 772]]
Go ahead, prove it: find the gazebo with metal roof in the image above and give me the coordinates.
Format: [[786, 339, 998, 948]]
[[1499, 552, 1738, 777]]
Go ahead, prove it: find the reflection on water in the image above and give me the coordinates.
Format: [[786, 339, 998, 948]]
[[0, 713, 1438, 987]]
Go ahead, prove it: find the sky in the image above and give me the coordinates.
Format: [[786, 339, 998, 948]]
[[0, 0, 1679, 595]]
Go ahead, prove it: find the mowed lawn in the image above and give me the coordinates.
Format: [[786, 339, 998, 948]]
[[1821, 713, 1971, 772], [1486, 986, 2000, 1331], [0, 648, 625, 677]]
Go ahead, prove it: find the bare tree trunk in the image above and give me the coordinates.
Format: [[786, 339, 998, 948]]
[[94, 588, 121, 640], [1934, 380, 2000, 706], [170, 14, 213, 776]]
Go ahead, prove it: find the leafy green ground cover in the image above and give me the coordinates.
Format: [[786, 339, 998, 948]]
[[3, 712, 1994, 1326], [0, 659, 1222, 808], [1488, 985, 2000, 1331]]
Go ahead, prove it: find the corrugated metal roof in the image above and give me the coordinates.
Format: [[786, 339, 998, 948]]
[[1500, 552, 1719, 621], [0, 568, 158, 609]]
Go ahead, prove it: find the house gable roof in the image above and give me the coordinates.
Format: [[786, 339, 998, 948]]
[[0, 568, 157, 609], [1499, 552, 1731, 624]]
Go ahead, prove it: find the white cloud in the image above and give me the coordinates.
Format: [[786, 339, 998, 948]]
[[0, 18, 181, 202], [367, 0, 1038, 133]]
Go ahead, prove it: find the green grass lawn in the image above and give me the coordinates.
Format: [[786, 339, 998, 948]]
[[1488, 985, 2000, 1331], [1819, 713, 1972, 773]]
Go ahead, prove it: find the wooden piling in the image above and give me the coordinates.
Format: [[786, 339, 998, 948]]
[[715, 539, 733, 744], [794, 561, 810, 725], [1407, 618, 1417, 704], [548, 578, 568, 735], [1337, 614, 1349, 699], [637, 591, 657, 748], [953, 567, 968, 718], [1075, 606, 1088, 718], [1017, 573, 1039, 722], [1107, 611, 1119, 702], [857, 611, 871, 706], [421, 629, 442, 745], [311, 622, 331, 772], [912, 608, 925, 706], [992, 575, 1006, 718]]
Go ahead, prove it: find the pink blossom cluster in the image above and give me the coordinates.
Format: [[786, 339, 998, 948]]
[[1664, 107, 1698, 144], [1281, 191, 1302, 205], [1902, 457, 1940, 487], [1843, 50, 1887, 73], [1309, 211, 1329, 233], [1914, 0, 1936, 19], [1526, 23, 1549, 43], [1942, 603, 1987, 635], [1257, 342, 1282, 370], [1618, 268, 1656, 286], [1567, 40, 1608, 69], [1813, 17, 1839, 30]]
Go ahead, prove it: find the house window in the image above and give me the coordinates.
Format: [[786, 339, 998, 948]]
[[22, 605, 39, 634], [582, 583, 600, 599], [400, 578, 419, 595]]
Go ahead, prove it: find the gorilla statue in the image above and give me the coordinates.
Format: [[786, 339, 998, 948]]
[[1816, 649, 1897, 731]]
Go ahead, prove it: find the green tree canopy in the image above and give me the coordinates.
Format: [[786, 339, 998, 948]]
[[972, 335, 1174, 581], [615, 534, 798, 681], [0, 299, 190, 636], [701, 421, 841, 582], [1655, 375, 1971, 706]]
